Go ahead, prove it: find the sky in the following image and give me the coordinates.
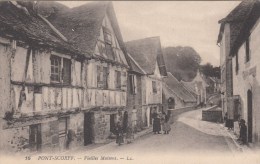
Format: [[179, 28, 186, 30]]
[[59, 1, 240, 66]]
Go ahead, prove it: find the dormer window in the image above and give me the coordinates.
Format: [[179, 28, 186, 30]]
[[103, 27, 112, 45]]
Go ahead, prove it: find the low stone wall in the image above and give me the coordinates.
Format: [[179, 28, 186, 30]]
[[202, 106, 222, 122]]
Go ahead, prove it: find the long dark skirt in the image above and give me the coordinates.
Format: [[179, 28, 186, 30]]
[[116, 133, 124, 145], [153, 118, 161, 132]]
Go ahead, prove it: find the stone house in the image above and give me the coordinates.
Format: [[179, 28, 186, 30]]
[[125, 53, 146, 131], [218, 0, 260, 147], [125, 37, 167, 128], [181, 71, 208, 105], [163, 72, 197, 110], [0, 1, 129, 153]]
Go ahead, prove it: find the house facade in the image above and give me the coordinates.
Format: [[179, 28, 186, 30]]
[[125, 37, 167, 128], [0, 1, 129, 153], [126, 53, 145, 131], [218, 0, 260, 146], [163, 72, 197, 110], [0, 1, 87, 153], [181, 71, 208, 105]]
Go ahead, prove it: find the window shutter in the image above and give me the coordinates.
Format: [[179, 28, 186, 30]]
[[134, 75, 137, 94], [63, 58, 71, 85], [103, 67, 108, 89]]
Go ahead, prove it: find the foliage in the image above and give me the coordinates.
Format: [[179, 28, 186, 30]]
[[163, 46, 201, 81], [200, 63, 220, 78]]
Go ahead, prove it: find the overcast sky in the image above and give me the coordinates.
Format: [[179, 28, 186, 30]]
[[59, 1, 240, 66]]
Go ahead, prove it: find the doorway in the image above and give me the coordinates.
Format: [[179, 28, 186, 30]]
[[247, 90, 253, 143], [110, 114, 116, 134], [168, 97, 175, 109], [29, 124, 42, 152], [84, 112, 93, 145]]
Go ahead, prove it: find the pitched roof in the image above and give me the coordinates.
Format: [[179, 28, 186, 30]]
[[217, 0, 260, 56], [127, 53, 146, 75], [125, 37, 167, 76], [0, 1, 82, 56], [41, 1, 128, 66], [180, 80, 198, 97], [164, 72, 196, 103]]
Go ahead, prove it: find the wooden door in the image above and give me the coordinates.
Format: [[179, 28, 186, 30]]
[[29, 124, 41, 152], [84, 113, 93, 145], [59, 117, 68, 151]]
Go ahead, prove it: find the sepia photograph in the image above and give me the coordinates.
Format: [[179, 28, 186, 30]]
[[0, 1, 259, 164]]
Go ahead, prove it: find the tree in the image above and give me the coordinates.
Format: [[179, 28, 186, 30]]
[[163, 46, 201, 81], [200, 63, 220, 78]]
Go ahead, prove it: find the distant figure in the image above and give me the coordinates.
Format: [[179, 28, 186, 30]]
[[115, 122, 124, 145], [153, 113, 161, 134], [224, 112, 228, 127], [123, 111, 128, 133], [210, 100, 213, 106], [162, 112, 171, 134], [239, 119, 247, 145]]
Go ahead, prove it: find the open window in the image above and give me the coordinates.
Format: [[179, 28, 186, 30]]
[[50, 55, 71, 84]]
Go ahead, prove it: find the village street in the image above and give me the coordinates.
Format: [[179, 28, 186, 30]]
[[70, 108, 241, 159]]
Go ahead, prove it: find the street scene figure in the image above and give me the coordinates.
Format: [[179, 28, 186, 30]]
[[238, 119, 247, 145], [153, 113, 162, 134], [115, 122, 124, 146], [162, 112, 171, 134]]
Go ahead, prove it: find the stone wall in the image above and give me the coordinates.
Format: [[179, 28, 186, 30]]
[[41, 120, 59, 152], [93, 111, 111, 143], [0, 125, 30, 154], [69, 113, 84, 149], [202, 106, 222, 122]]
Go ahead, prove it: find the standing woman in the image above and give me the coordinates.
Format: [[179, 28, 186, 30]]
[[153, 113, 161, 134], [115, 122, 124, 145]]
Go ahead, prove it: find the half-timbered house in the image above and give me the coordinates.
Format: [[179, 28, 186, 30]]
[[126, 37, 167, 127], [0, 1, 88, 153], [41, 1, 129, 144]]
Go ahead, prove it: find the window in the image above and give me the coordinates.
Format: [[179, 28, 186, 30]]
[[63, 58, 71, 84], [245, 38, 250, 62], [115, 70, 121, 89], [51, 56, 61, 82], [152, 81, 157, 94], [121, 72, 127, 91], [235, 53, 239, 73], [103, 67, 108, 89], [103, 27, 115, 60], [103, 27, 112, 45], [50, 55, 71, 84], [97, 65, 108, 89], [129, 74, 137, 94]]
